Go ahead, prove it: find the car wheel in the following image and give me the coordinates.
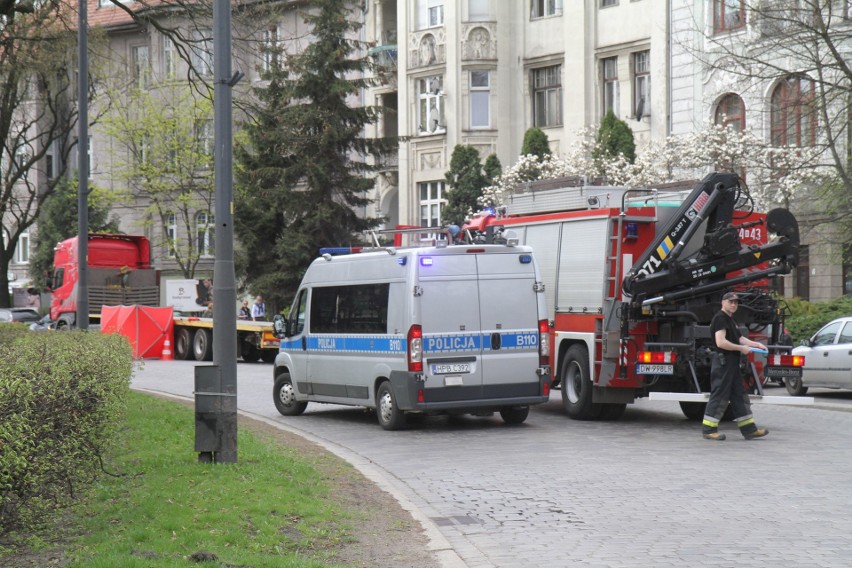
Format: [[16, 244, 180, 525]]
[[499, 406, 529, 425], [785, 376, 808, 396], [273, 373, 307, 416], [560, 345, 601, 420], [376, 381, 407, 431], [174, 328, 192, 360], [193, 328, 213, 361]]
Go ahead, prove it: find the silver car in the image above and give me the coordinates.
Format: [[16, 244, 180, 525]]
[[786, 316, 852, 395]]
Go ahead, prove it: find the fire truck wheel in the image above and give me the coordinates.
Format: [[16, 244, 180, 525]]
[[174, 328, 192, 360], [679, 401, 705, 421], [597, 403, 626, 420], [499, 406, 529, 425], [193, 328, 213, 361], [561, 345, 601, 420], [273, 372, 307, 416], [785, 377, 808, 396], [376, 381, 407, 431]]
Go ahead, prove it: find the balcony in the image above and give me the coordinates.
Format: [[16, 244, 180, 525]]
[[368, 44, 398, 87]]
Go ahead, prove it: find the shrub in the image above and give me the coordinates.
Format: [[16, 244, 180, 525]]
[[0, 330, 133, 542], [785, 296, 852, 342]]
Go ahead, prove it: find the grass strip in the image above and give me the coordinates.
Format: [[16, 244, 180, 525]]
[[62, 391, 354, 567]]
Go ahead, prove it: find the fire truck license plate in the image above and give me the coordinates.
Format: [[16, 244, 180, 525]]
[[432, 363, 471, 375], [764, 367, 803, 379], [636, 364, 674, 375]]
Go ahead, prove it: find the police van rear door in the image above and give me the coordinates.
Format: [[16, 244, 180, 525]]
[[475, 250, 541, 396], [418, 252, 485, 400]]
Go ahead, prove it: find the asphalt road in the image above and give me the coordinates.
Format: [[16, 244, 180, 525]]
[[132, 360, 852, 568]]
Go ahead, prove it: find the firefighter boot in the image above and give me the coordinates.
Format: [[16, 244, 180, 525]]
[[702, 431, 726, 441], [744, 428, 769, 440]]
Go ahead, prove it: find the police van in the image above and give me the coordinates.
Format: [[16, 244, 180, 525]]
[[271, 232, 551, 430]]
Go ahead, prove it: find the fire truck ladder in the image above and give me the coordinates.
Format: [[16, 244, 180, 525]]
[[597, 191, 660, 382]]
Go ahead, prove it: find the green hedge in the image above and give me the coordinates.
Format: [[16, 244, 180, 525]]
[[0, 328, 133, 542], [785, 296, 852, 342]]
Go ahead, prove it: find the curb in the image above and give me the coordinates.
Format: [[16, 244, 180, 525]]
[[133, 388, 468, 568]]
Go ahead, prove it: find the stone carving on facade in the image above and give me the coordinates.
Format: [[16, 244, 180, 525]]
[[409, 30, 446, 68], [461, 23, 496, 61], [418, 150, 443, 171]]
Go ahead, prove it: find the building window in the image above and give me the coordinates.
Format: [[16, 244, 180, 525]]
[[15, 231, 29, 264], [714, 0, 744, 33], [195, 119, 214, 158], [715, 93, 746, 132], [771, 75, 816, 147], [418, 75, 445, 134], [601, 0, 618, 7], [602, 57, 618, 116], [196, 211, 214, 257], [166, 213, 177, 257], [531, 0, 563, 18], [419, 181, 446, 228], [15, 148, 29, 180], [633, 50, 649, 120], [131, 45, 150, 89], [418, 0, 444, 29], [468, 0, 489, 21], [470, 70, 490, 128], [532, 65, 562, 127], [191, 29, 213, 76], [844, 244, 852, 296], [796, 244, 809, 301], [262, 24, 280, 73], [163, 36, 176, 79]]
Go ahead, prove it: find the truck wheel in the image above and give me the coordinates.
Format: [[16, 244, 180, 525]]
[[785, 377, 808, 396], [260, 350, 278, 363], [679, 401, 705, 421], [193, 328, 213, 361], [499, 406, 529, 425], [561, 344, 601, 420], [376, 381, 407, 431], [273, 373, 307, 416], [241, 342, 261, 362], [174, 328, 192, 360]]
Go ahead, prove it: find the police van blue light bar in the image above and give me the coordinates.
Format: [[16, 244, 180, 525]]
[[319, 247, 363, 256], [420, 257, 433, 266]]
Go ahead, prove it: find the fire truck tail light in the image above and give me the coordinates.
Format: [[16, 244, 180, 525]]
[[637, 351, 677, 364], [769, 354, 804, 367], [408, 325, 423, 372]]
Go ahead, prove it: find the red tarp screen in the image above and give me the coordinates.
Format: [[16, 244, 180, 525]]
[[101, 305, 174, 359]]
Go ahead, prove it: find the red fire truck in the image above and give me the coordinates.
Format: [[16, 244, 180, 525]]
[[464, 172, 804, 420]]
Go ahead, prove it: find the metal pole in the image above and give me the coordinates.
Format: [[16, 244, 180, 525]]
[[76, 0, 89, 330], [211, 0, 237, 463]]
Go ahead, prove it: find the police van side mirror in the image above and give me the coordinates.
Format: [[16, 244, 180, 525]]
[[272, 314, 286, 338]]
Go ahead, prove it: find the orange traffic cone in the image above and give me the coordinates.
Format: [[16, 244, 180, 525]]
[[161, 338, 174, 361]]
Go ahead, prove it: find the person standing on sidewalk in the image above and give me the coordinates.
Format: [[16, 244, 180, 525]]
[[703, 292, 770, 441], [251, 295, 266, 321]]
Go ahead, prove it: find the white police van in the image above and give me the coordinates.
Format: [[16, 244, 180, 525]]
[[271, 232, 551, 430]]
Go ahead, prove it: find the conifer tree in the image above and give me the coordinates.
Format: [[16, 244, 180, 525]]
[[234, 0, 393, 307], [520, 128, 551, 159], [443, 145, 488, 227], [594, 110, 636, 164]]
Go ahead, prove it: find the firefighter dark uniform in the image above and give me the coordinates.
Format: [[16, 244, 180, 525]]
[[703, 293, 769, 441]]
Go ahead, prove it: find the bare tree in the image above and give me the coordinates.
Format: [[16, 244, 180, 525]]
[[677, 0, 851, 255]]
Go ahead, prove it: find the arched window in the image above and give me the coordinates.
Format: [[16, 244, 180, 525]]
[[196, 211, 215, 257], [166, 213, 177, 258], [714, 93, 745, 132], [770, 75, 816, 147]]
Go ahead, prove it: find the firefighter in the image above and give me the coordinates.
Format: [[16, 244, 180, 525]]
[[703, 292, 770, 441]]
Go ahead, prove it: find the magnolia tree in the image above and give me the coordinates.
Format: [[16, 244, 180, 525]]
[[479, 123, 827, 212]]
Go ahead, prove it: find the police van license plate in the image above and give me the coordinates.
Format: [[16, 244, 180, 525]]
[[636, 364, 674, 375], [431, 363, 471, 375]]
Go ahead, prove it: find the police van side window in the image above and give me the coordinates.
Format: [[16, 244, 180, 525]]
[[310, 284, 389, 334], [291, 290, 307, 335]]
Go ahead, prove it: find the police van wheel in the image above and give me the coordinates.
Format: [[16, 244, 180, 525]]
[[273, 373, 307, 416], [376, 382, 407, 431], [499, 406, 529, 425], [174, 328, 192, 360], [561, 345, 601, 420]]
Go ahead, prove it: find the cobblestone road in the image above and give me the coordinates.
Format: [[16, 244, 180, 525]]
[[132, 360, 852, 568]]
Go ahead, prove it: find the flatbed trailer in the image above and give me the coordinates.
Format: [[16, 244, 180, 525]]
[[172, 316, 280, 362]]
